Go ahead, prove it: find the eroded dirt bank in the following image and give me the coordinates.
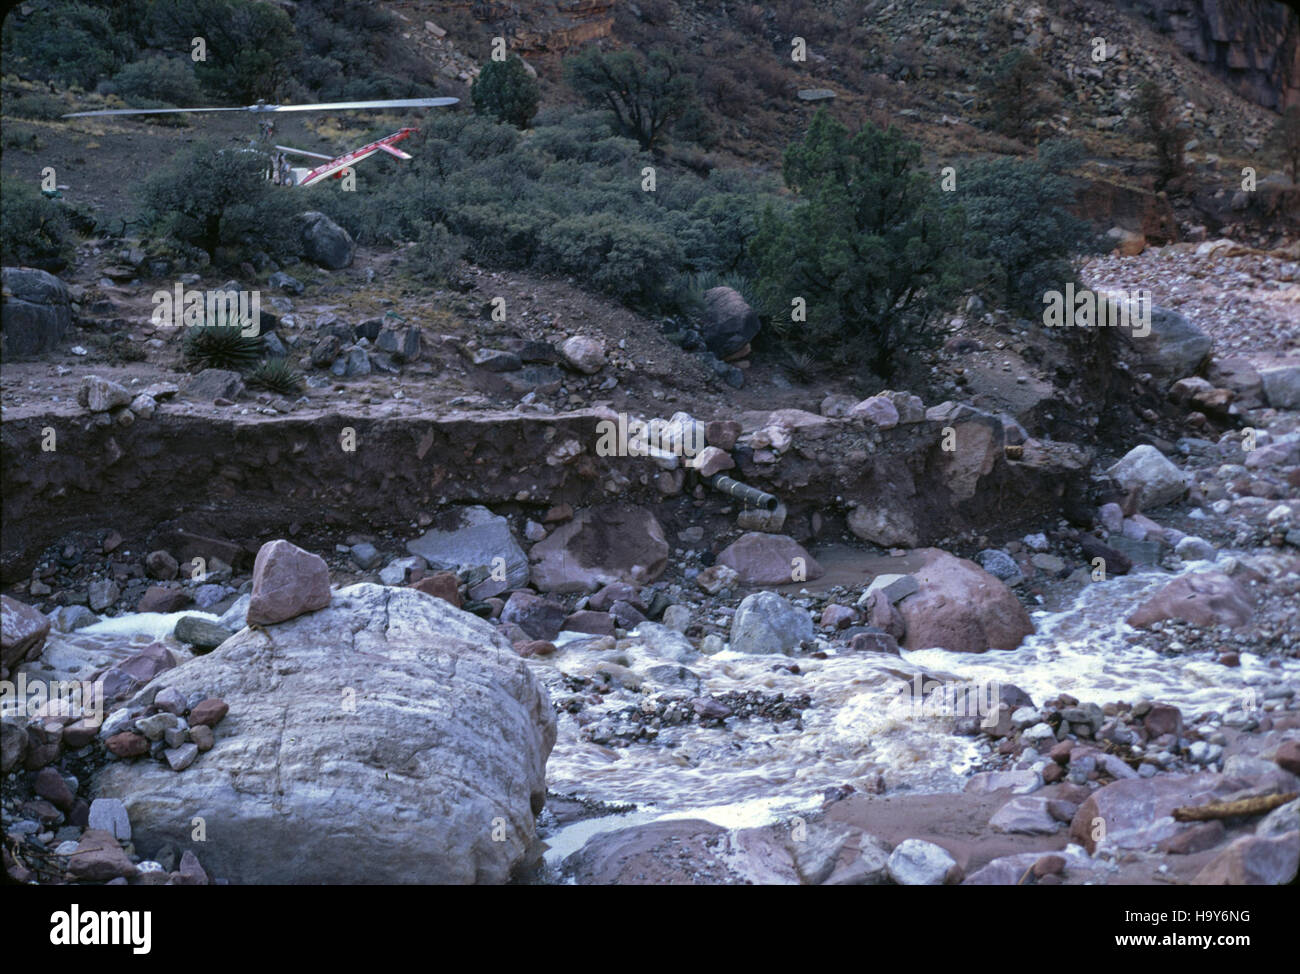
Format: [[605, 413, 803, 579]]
[[0, 401, 1085, 584]]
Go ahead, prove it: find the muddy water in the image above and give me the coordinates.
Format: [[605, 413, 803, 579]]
[[15, 574, 1297, 868], [534, 559, 1300, 864]]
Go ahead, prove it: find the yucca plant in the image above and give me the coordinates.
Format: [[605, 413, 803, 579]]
[[183, 322, 263, 371], [786, 348, 818, 384], [246, 358, 303, 396]]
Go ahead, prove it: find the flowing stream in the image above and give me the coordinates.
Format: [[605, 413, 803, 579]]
[[13, 564, 1297, 870], [533, 560, 1300, 864]]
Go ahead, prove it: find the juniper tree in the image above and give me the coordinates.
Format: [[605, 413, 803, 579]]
[[471, 55, 541, 129], [750, 111, 970, 378], [564, 47, 696, 151]]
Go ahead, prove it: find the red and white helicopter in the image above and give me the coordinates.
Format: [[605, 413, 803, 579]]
[[63, 96, 458, 187]]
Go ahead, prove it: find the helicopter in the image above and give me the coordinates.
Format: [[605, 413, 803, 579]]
[[62, 96, 458, 187]]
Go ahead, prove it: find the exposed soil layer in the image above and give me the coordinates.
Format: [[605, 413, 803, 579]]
[[0, 403, 1084, 583]]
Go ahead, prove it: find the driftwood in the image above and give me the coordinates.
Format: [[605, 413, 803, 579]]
[[1172, 792, 1297, 822]]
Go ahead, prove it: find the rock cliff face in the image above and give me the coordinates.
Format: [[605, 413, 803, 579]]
[[1120, 0, 1300, 109], [428, 0, 616, 56]]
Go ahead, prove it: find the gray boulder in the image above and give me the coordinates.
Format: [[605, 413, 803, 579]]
[[173, 615, 234, 652], [886, 838, 957, 885], [1121, 304, 1212, 387], [975, 549, 1023, 586], [730, 591, 813, 655], [528, 504, 668, 594], [406, 506, 528, 596], [701, 286, 760, 358], [1, 267, 72, 357], [94, 584, 556, 884], [182, 368, 245, 402], [1106, 444, 1191, 509], [1260, 364, 1300, 409], [297, 211, 354, 270]]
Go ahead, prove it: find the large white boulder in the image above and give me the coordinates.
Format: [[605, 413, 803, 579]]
[[1106, 444, 1191, 509], [94, 584, 555, 884]]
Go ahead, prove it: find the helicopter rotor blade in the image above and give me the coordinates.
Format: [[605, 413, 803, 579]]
[[64, 96, 458, 119], [273, 145, 336, 161], [256, 97, 459, 113], [62, 106, 245, 118]]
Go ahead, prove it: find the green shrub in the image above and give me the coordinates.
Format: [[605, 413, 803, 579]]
[[105, 331, 147, 364], [304, 110, 784, 316], [537, 211, 682, 303], [1, 182, 74, 267], [1133, 81, 1186, 190], [183, 323, 263, 371], [146, 0, 298, 102], [112, 56, 200, 107], [1268, 104, 1300, 180], [953, 144, 1103, 313], [981, 49, 1054, 142], [406, 223, 465, 283], [2, 129, 44, 152], [472, 55, 541, 129], [2, 2, 132, 89], [5, 92, 67, 120], [139, 141, 297, 263], [750, 111, 971, 378]]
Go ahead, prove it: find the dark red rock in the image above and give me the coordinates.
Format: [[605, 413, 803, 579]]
[[3, 845, 33, 883], [410, 571, 462, 608], [136, 585, 192, 613], [189, 698, 229, 728], [1143, 703, 1183, 739], [1046, 798, 1078, 822], [105, 731, 149, 757], [1192, 834, 1300, 885], [1, 594, 51, 675], [1274, 740, 1300, 776], [1042, 763, 1065, 784], [61, 718, 101, 749], [849, 629, 900, 654], [514, 640, 556, 657], [705, 420, 742, 451], [172, 850, 209, 886], [20, 799, 62, 825], [34, 766, 74, 809], [1032, 854, 1065, 877], [863, 589, 906, 641], [609, 600, 646, 629], [587, 582, 646, 612], [67, 829, 137, 882], [68, 798, 90, 828], [247, 539, 332, 625], [22, 721, 62, 770], [501, 591, 567, 641], [1127, 572, 1254, 629], [898, 548, 1034, 653], [563, 610, 615, 636], [145, 550, 179, 580], [1159, 820, 1225, 855], [820, 604, 857, 630]]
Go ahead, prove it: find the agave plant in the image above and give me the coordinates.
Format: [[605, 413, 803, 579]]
[[246, 358, 304, 396], [182, 322, 263, 372], [786, 348, 818, 384]]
